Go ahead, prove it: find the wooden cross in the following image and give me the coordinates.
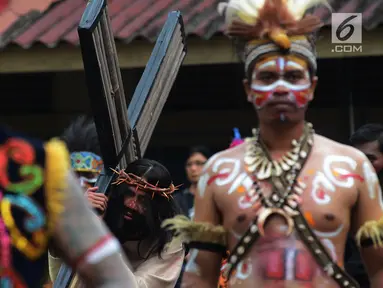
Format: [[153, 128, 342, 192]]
[[53, 1, 186, 287]]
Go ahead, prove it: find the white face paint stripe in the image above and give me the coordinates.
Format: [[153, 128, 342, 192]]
[[278, 57, 285, 71], [251, 79, 310, 92], [258, 59, 276, 69], [285, 60, 303, 69]]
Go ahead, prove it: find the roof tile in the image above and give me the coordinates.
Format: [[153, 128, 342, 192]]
[[0, 0, 382, 49]]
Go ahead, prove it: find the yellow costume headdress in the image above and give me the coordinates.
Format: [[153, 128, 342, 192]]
[[217, 0, 331, 73]]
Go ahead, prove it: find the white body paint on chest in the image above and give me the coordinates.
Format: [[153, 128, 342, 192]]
[[311, 155, 357, 205], [313, 224, 344, 262], [212, 158, 241, 186], [363, 161, 383, 211], [196, 153, 220, 198]]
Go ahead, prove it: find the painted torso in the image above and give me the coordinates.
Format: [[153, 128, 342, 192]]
[[199, 134, 376, 288]]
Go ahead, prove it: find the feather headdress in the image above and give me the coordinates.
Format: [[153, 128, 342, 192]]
[[218, 0, 331, 72]]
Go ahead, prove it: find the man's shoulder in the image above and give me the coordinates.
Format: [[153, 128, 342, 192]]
[[314, 134, 367, 163], [204, 142, 246, 172]]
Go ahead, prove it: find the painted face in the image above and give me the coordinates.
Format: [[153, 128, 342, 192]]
[[355, 141, 383, 174], [75, 171, 99, 189], [186, 152, 207, 184], [71, 151, 103, 189], [250, 55, 313, 110], [123, 186, 147, 218]]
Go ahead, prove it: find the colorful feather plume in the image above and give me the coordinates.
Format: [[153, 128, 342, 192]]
[[218, 0, 331, 49]]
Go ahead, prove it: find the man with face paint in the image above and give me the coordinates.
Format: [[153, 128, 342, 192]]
[[163, 1, 383, 287]]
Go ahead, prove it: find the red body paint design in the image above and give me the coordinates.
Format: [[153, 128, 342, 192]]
[[252, 88, 310, 108], [295, 251, 315, 281], [339, 173, 364, 182], [258, 248, 315, 282], [207, 173, 229, 185], [260, 249, 285, 279]]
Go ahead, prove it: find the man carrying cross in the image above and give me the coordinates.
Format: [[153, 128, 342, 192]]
[[49, 158, 185, 288], [163, 0, 383, 287], [49, 118, 185, 287], [50, 0, 187, 287]]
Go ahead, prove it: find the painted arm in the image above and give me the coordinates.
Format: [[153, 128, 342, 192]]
[[182, 165, 223, 288], [352, 156, 383, 287], [51, 171, 132, 287], [125, 239, 185, 288]]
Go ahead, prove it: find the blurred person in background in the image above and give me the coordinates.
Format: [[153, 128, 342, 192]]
[[344, 123, 383, 287], [46, 115, 106, 287], [174, 145, 212, 219], [48, 116, 110, 287], [173, 146, 212, 288], [61, 115, 108, 210], [0, 126, 131, 287], [350, 123, 383, 181]]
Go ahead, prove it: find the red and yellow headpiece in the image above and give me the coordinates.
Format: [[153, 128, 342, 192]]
[[218, 0, 331, 73]]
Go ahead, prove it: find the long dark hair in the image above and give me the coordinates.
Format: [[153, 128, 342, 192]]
[[104, 158, 179, 259]]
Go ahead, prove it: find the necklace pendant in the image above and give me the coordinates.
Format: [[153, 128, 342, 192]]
[[257, 207, 294, 237]]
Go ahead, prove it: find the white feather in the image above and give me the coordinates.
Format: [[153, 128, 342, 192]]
[[219, 0, 266, 25], [218, 0, 330, 26], [286, 0, 330, 20]]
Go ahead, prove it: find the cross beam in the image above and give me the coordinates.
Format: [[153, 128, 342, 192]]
[[53, 1, 186, 287]]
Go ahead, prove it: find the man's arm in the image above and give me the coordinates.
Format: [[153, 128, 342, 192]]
[[182, 163, 223, 288], [352, 155, 383, 287], [51, 171, 132, 287]]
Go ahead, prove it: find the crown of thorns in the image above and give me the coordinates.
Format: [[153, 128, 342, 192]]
[[111, 168, 181, 199]]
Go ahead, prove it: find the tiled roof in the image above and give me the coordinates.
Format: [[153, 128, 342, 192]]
[[0, 0, 60, 47], [0, 0, 382, 49]]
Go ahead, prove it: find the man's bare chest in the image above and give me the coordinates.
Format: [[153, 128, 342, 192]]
[[212, 154, 362, 239]]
